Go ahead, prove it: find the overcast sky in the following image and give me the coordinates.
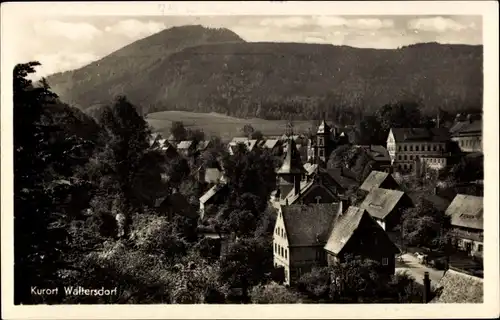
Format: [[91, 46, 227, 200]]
[[13, 15, 482, 77]]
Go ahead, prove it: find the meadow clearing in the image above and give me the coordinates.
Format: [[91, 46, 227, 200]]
[[146, 110, 315, 141]]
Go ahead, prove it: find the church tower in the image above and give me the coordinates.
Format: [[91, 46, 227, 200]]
[[316, 112, 330, 166], [277, 135, 306, 199]]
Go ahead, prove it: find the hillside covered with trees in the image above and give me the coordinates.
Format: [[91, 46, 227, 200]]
[[45, 25, 483, 122]]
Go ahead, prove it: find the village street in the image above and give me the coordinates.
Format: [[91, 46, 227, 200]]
[[396, 253, 445, 285]]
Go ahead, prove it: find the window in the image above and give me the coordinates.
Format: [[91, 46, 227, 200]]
[[281, 228, 284, 237], [274, 243, 277, 252], [398, 155, 402, 161], [415, 145, 419, 151], [404, 145, 407, 151], [477, 244, 483, 252], [404, 155, 407, 160], [433, 145, 437, 151], [382, 258, 389, 266], [398, 146, 402, 151], [319, 149, 324, 157], [410, 145, 413, 151], [427, 145, 431, 151], [281, 246, 284, 257], [285, 249, 288, 259], [409, 155, 413, 160]]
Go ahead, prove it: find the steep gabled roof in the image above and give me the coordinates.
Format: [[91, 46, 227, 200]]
[[391, 128, 450, 143], [431, 269, 483, 303], [317, 120, 331, 134], [303, 163, 319, 176], [361, 145, 391, 162], [263, 139, 280, 149], [204, 168, 223, 184], [282, 203, 340, 246], [246, 139, 259, 151], [157, 192, 198, 219], [277, 137, 306, 175], [177, 140, 194, 150], [196, 140, 212, 152], [445, 194, 483, 230], [230, 137, 249, 144], [450, 119, 482, 136], [360, 188, 407, 220], [360, 171, 392, 192], [324, 206, 364, 255], [200, 183, 228, 204], [325, 168, 359, 190]]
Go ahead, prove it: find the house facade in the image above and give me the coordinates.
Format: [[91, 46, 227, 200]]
[[449, 114, 482, 153], [273, 203, 342, 285], [386, 128, 450, 174], [445, 194, 483, 258]]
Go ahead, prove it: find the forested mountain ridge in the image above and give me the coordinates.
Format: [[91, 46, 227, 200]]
[[45, 25, 483, 121]]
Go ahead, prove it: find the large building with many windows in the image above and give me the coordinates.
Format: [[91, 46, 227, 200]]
[[386, 128, 450, 174]]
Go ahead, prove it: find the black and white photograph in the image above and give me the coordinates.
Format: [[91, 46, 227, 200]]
[[1, 1, 498, 319]]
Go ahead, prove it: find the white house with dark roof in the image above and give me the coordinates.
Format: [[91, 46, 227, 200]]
[[274, 203, 399, 286], [445, 194, 483, 257], [386, 128, 450, 173], [359, 187, 413, 231], [273, 203, 342, 285]]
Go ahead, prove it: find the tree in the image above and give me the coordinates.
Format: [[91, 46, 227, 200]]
[[251, 130, 264, 140], [170, 121, 188, 141], [240, 124, 255, 138], [187, 128, 205, 142], [220, 237, 274, 302], [329, 255, 389, 303], [376, 101, 423, 135], [297, 267, 331, 301], [401, 196, 450, 249], [358, 115, 385, 145], [13, 62, 94, 304], [97, 96, 153, 211], [221, 146, 276, 212], [250, 282, 302, 304]]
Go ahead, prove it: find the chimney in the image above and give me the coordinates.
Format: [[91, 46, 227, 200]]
[[423, 272, 431, 303]]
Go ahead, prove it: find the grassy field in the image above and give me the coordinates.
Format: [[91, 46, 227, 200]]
[[146, 111, 315, 141]]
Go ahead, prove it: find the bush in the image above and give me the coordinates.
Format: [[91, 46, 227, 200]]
[[250, 282, 302, 304]]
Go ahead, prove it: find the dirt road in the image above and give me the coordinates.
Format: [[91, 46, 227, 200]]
[[396, 253, 445, 285]]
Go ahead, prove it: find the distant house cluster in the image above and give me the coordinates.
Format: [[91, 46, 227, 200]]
[[386, 113, 482, 176], [155, 110, 483, 294]]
